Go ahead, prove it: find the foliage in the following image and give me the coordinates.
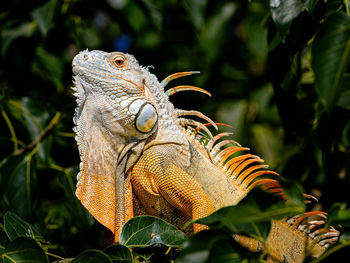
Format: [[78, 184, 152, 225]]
[[0, 0, 350, 262]]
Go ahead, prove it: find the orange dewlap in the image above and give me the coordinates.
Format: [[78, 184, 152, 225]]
[[76, 156, 134, 242]]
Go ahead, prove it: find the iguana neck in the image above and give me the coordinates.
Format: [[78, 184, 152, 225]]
[[75, 94, 146, 235]]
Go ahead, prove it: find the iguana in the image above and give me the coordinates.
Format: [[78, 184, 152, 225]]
[[71, 50, 339, 262]]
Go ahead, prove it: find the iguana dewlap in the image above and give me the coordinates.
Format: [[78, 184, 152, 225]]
[[72, 50, 339, 262]]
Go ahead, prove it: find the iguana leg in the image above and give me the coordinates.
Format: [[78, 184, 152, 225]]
[[131, 150, 216, 231]]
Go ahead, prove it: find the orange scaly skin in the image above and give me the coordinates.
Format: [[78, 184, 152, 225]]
[[72, 50, 339, 262]]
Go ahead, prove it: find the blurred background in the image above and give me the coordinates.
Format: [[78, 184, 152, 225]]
[[1, 0, 349, 258]]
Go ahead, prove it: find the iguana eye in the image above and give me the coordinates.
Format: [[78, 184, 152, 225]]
[[135, 103, 158, 133], [111, 55, 127, 68]]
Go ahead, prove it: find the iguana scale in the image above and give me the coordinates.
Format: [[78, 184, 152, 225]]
[[71, 50, 339, 262]]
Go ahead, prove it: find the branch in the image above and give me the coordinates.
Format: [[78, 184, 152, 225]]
[[12, 112, 61, 156]]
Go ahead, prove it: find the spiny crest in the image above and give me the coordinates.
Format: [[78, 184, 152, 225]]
[[71, 76, 85, 181], [285, 211, 339, 248], [160, 71, 283, 197], [162, 70, 339, 249], [186, 124, 282, 196]]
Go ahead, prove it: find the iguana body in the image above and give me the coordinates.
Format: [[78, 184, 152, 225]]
[[72, 50, 338, 262]]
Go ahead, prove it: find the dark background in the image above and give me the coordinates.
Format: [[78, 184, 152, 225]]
[[1, 0, 349, 259]]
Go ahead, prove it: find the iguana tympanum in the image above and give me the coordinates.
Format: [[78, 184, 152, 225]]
[[71, 50, 339, 262]]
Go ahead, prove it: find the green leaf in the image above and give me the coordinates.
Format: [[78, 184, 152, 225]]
[[7, 97, 50, 161], [183, 0, 208, 30], [194, 188, 304, 239], [1, 155, 35, 219], [337, 74, 350, 109], [81, 28, 101, 50], [4, 212, 45, 243], [251, 124, 280, 167], [270, 0, 303, 40], [0, 231, 8, 254], [124, 2, 147, 33], [312, 12, 350, 110], [217, 100, 248, 143], [104, 244, 132, 263], [1, 237, 48, 263], [303, 0, 320, 13], [177, 230, 248, 263], [200, 2, 237, 64], [279, 177, 305, 208], [57, 167, 95, 230], [244, 13, 268, 60], [119, 216, 188, 248], [72, 250, 112, 263], [1, 22, 36, 55], [141, 0, 163, 31], [327, 203, 350, 227], [7, 97, 49, 140], [31, 0, 58, 36], [31, 46, 64, 92], [20, 97, 50, 140]]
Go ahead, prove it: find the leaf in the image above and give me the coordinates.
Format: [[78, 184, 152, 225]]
[[251, 124, 280, 167], [119, 216, 188, 248], [278, 177, 305, 208], [1, 155, 35, 219], [326, 203, 350, 227], [20, 97, 50, 140], [270, 0, 303, 40], [124, 2, 147, 33], [0, 231, 8, 254], [1, 237, 48, 263], [244, 13, 268, 61], [72, 250, 112, 263], [312, 12, 350, 110], [31, 46, 64, 92], [140, 0, 163, 31], [4, 212, 45, 243], [1, 22, 36, 55], [337, 75, 350, 109], [7, 97, 50, 161], [200, 2, 237, 64], [58, 167, 95, 230], [183, 0, 208, 30], [31, 0, 58, 36], [194, 188, 305, 239], [303, 0, 320, 14], [177, 230, 249, 263], [216, 100, 248, 143], [81, 28, 101, 50], [104, 244, 132, 263]]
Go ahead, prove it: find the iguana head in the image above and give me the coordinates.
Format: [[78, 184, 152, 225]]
[[72, 50, 158, 140]]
